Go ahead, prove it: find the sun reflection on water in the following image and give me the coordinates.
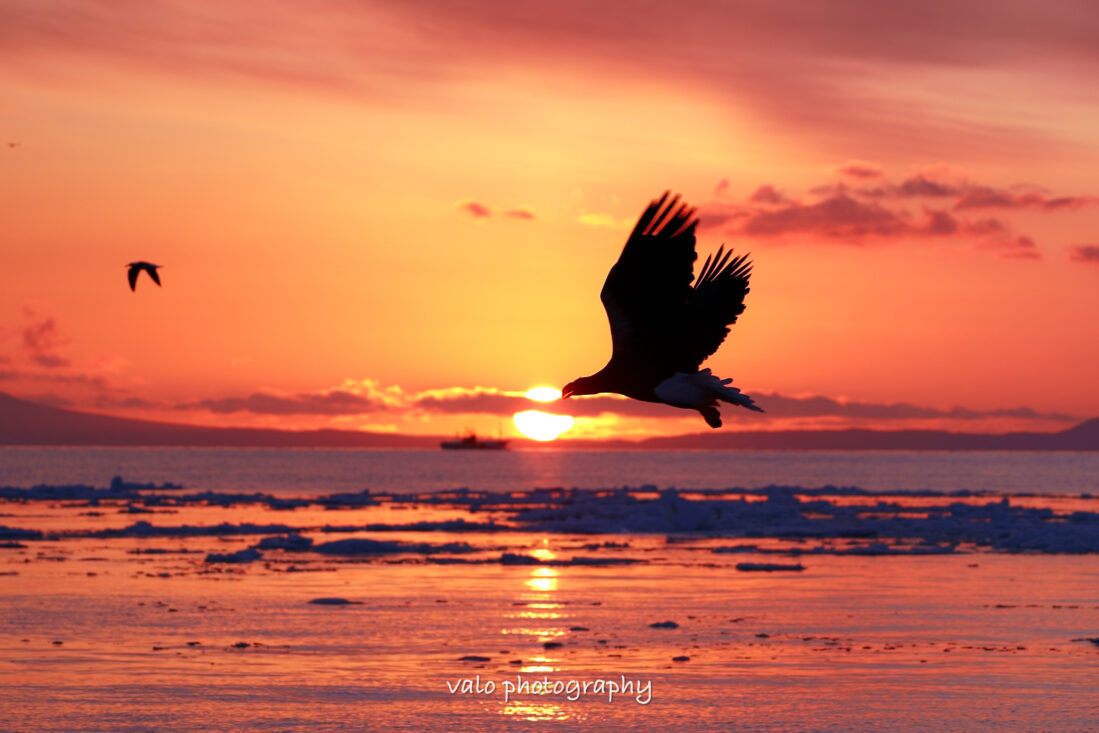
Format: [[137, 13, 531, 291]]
[[530, 546, 556, 561], [501, 701, 571, 722], [500, 545, 572, 672], [519, 655, 556, 673], [525, 565, 559, 592]]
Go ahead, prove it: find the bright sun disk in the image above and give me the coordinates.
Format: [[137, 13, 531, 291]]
[[513, 410, 574, 441], [525, 386, 562, 402]]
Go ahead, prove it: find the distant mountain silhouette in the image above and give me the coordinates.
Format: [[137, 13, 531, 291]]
[[1, 391, 1096, 449], [0, 392, 439, 448], [633, 422, 1099, 451]]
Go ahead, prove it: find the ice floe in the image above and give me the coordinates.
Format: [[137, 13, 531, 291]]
[[735, 562, 805, 572], [308, 597, 362, 605], [204, 548, 263, 564], [310, 538, 475, 556], [4, 479, 1099, 554]]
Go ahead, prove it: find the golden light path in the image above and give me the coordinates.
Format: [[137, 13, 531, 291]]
[[513, 387, 574, 441]]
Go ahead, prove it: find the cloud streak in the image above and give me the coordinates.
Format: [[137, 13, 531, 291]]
[[835, 161, 883, 180], [171, 379, 1077, 425], [457, 200, 491, 218], [21, 310, 70, 368], [1070, 245, 1099, 263], [700, 168, 1099, 259], [181, 390, 388, 416], [457, 200, 535, 220], [5, 1, 1097, 156]]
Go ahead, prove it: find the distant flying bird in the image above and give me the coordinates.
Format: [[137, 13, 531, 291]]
[[562, 192, 762, 428], [127, 261, 161, 291]]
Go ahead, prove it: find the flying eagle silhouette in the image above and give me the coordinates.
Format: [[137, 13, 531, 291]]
[[562, 192, 761, 428], [127, 262, 161, 291]]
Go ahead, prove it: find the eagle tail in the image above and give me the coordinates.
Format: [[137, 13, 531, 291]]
[[702, 369, 763, 413], [654, 369, 763, 429]]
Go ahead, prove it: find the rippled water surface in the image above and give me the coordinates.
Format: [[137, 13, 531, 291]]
[[2, 452, 1098, 731], [3, 447, 1099, 495]]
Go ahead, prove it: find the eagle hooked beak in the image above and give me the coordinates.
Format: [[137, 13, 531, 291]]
[[560, 385, 575, 399]]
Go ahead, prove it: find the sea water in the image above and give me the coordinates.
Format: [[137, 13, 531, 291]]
[[2, 446, 1098, 495], [3, 447, 1098, 731]]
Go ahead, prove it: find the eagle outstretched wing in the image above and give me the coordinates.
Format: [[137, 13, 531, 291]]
[[599, 192, 698, 365], [685, 245, 752, 370]]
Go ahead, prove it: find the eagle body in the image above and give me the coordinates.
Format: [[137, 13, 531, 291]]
[[562, 192, 761, 428]]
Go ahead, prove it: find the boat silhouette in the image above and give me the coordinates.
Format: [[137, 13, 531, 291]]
[[440, 431, 509, 450]]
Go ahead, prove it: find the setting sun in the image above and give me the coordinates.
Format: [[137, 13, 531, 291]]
[[525, 387, 563, 402], [513, 410, 574, 441]]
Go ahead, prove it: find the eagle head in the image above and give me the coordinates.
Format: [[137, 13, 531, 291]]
[[561, 375, 601, 399]]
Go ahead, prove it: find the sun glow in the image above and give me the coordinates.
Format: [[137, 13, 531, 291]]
[[525, 386, 562, 402], [513, 410, 574, 441]]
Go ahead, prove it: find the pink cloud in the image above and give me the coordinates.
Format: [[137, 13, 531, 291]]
[[381, 383, 1080, 423], [835, 161, 882, 179], [894, 174, 964, 198], [737, 195, 910, 240], [30, 353, 71, 368], [4, 1, 1095, 159], [954, 187, 1099, 211], [977, 235, 1042, 260], [1070, 245, 1099, 263], [505, 208, 535, 220], [182, 390, 388, 415], [747, 185, 787, 205], [458, 201, 491, 218], [697, 167, 1099, 259], [20, 310, 71, 368], [22, 315, 63, 352], [0, 369, 111, 389]]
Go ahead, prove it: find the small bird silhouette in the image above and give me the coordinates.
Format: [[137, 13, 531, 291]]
[[562, 192, 761, 428], [127, 262, 162, 291]]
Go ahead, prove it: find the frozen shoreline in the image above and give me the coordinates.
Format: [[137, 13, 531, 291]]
[[2, 476, 1098, 731], [4, 479, 1099, 554]]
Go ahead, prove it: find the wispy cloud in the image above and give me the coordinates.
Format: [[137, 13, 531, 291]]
[[746, 185, 788, 205], [21, 308, 70, 368], [578, 212, 633, 229], [976, 235, 1041, 260], [169, 378, 1078, 426], [178, 379, 405, 416], [4, 1, 1095, 156], [457, 200, 491, 218], [456, 200, 535, 220], [1, 307, 134, 395], [1070, 245, 1099, 263], [698, 168, 1099, 260], [954, 187, 1099, 211], [835, 161, 883, 180], [181, 391, 386, 416], [750, 393, 1074, 422], [0, 369, 111, 390]]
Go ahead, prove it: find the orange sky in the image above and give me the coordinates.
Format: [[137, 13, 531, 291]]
[[2, 1, 1099, 440]]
